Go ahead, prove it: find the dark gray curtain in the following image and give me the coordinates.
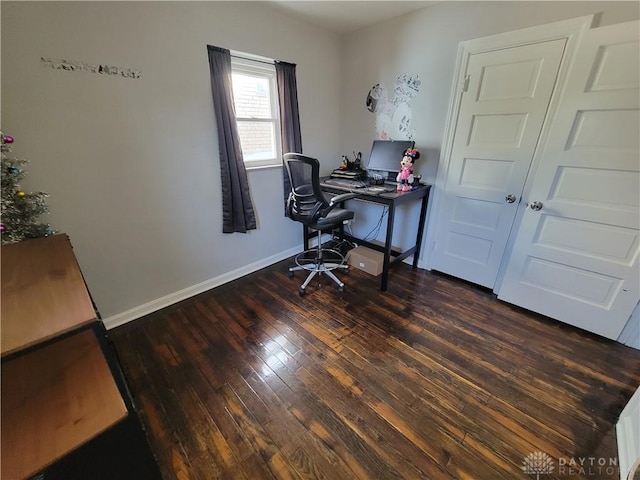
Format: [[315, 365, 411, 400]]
[[207, 45, 257, 233], [275, 61, 303, 215]]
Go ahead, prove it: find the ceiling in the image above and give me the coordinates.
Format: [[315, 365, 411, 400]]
[[270, 1, 437, 34]]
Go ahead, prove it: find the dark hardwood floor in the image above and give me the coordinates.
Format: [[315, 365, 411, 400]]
[[110, 259, 640, 480]]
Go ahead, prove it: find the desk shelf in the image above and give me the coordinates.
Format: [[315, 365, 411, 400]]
[[1, 329, 127, 479], [1, 235, 160, 479]]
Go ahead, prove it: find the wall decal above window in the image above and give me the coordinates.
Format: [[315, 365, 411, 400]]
[[366, 73, 421, 140], [41, 57, 141, 79]]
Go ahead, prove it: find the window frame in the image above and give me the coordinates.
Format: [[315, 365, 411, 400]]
[[230, 54, 282, 170]]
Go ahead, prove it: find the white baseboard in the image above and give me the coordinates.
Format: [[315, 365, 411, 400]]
[[618, 303, 640, 350], [103, 246, 300, 330]]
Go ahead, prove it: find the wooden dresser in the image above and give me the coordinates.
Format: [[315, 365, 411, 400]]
[[1, 234, 161, 479]]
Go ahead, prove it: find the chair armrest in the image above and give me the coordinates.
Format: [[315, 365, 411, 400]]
[[318, 193, 357, 219], [329, 193, 357, 207]]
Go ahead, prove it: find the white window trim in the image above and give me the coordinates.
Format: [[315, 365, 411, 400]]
[[230, 53, 282, 169]]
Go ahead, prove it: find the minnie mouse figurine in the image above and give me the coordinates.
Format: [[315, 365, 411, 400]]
[[396, 148, 420, 192]]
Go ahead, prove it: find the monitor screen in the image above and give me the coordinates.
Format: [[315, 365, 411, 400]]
[[366, 139, 415, 175]]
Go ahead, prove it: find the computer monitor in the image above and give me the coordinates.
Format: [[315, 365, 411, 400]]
[[366, 139, 415, 180]]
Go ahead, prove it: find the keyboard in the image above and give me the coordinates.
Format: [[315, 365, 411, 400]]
[[367, 185, 397, 193], [323, 178, 367, 189]]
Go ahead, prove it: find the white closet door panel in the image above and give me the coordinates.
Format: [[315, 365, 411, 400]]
[[498, 21, 640, 340], [431, 39, 566, 287]]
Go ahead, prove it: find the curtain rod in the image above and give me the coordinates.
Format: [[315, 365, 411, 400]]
[[230, 54, 275, 66]]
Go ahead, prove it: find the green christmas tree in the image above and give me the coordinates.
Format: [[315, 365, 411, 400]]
[[1, 132, 54, 244]]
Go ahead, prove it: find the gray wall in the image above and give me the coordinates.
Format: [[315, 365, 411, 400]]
[[2, 1, 342, 322]]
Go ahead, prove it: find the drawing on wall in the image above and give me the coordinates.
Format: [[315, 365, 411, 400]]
[[366, 73, 421, 140], [41, 57, 141, 79]]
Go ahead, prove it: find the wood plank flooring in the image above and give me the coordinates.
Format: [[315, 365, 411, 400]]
[[109, 260, 640, 480]]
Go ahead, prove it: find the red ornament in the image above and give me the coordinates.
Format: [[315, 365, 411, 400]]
[[4, 135, 14, 144]]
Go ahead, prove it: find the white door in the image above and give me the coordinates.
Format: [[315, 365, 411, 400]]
[[617, 386, 640, 480], [498, 21, 640, 340], [431, 39, 566, 288]]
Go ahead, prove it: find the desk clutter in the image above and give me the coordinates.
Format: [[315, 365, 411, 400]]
[[323, 175, 423, 194], [329, 168, 365, 181], [331, 142, 423, 191], [330, 151, 365, 181]]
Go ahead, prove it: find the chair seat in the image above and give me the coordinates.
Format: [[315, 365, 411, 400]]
[[309, 208, 354, 229]]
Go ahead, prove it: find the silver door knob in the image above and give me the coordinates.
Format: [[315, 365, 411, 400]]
[[505, 194, 517, 203], [528, 201, 543, 211]]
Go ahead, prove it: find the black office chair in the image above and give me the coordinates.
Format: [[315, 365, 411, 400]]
[[284, 153, 356, 295]]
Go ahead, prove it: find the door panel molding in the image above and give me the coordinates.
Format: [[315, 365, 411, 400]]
[[425, 15, 594, 273]]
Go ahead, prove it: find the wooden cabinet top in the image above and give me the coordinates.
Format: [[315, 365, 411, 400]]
[[1, 234, 97, 356]]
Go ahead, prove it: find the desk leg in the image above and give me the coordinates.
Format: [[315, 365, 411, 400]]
[[413, 193, 429, 269], [381, 203, 396, 292]]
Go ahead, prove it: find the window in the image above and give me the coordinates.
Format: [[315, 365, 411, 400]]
[[231, 55, 281, 169]]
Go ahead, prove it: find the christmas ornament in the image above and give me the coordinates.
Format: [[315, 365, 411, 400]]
[[1, 131, 55, 244]]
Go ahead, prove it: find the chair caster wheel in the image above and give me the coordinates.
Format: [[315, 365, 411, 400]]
[[299, 288, 306, 296], [288, 270, 294, 278], [338, 286, 344, 294]]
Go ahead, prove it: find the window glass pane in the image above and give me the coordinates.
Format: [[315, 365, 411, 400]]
[[232, 73, 272, 118], [237, 121, 276, 161]]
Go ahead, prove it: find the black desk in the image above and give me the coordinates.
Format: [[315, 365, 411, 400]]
[[315, 178, 431, 291]]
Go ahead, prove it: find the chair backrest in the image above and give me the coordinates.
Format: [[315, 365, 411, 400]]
[[283, 153, 328, 225]]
